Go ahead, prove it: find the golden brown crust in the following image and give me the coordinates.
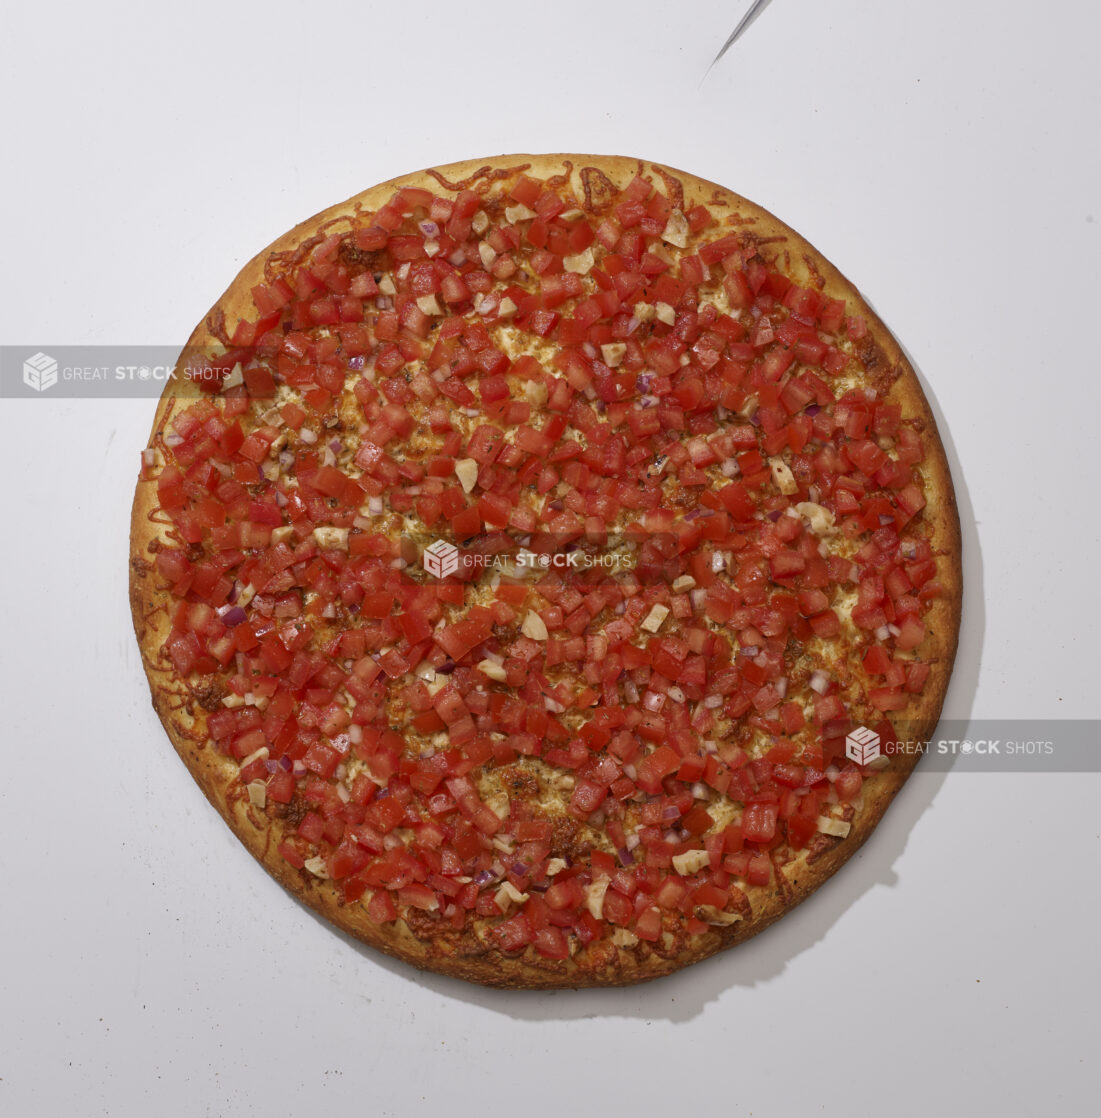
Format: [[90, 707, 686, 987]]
[[130, 154, 961, 988]]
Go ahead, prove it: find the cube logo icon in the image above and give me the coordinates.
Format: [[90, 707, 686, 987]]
[[422, 539, 459, 579], [23, 352, 58, 392], [845, 725, 881, 765]]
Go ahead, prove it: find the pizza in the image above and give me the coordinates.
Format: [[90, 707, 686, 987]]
[[130, 155, 961, 988]]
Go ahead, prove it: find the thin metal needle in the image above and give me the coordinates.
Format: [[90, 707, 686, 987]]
[[705, 0, 774, 75]]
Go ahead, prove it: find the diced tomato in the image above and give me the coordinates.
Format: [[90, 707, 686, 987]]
[[635, 746, 680, 794], [146, 166, 955, 950], [742, 803, 778, 843]]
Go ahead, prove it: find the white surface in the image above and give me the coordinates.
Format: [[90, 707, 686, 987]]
[[2, 2, 1099, 1115]]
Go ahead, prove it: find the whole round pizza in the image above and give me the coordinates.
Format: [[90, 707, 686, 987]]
[[130, 155, 961, 988]]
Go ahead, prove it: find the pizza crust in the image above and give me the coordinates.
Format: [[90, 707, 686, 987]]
[[130, 155, 961, 988]]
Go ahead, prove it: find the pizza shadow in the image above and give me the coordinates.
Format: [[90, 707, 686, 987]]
[[307, 341, 986, 1020]]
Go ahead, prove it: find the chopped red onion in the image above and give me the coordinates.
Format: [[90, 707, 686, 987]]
[[809, 670, 830, 694]]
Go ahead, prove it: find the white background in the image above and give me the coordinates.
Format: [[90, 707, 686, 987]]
[[3, 2, 1099, 1114]]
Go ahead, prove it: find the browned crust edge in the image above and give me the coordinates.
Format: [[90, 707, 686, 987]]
[[129, 154, 962, 989]]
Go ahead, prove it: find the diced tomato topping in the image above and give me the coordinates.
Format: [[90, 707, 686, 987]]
[[142, 163, 943, 960]]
